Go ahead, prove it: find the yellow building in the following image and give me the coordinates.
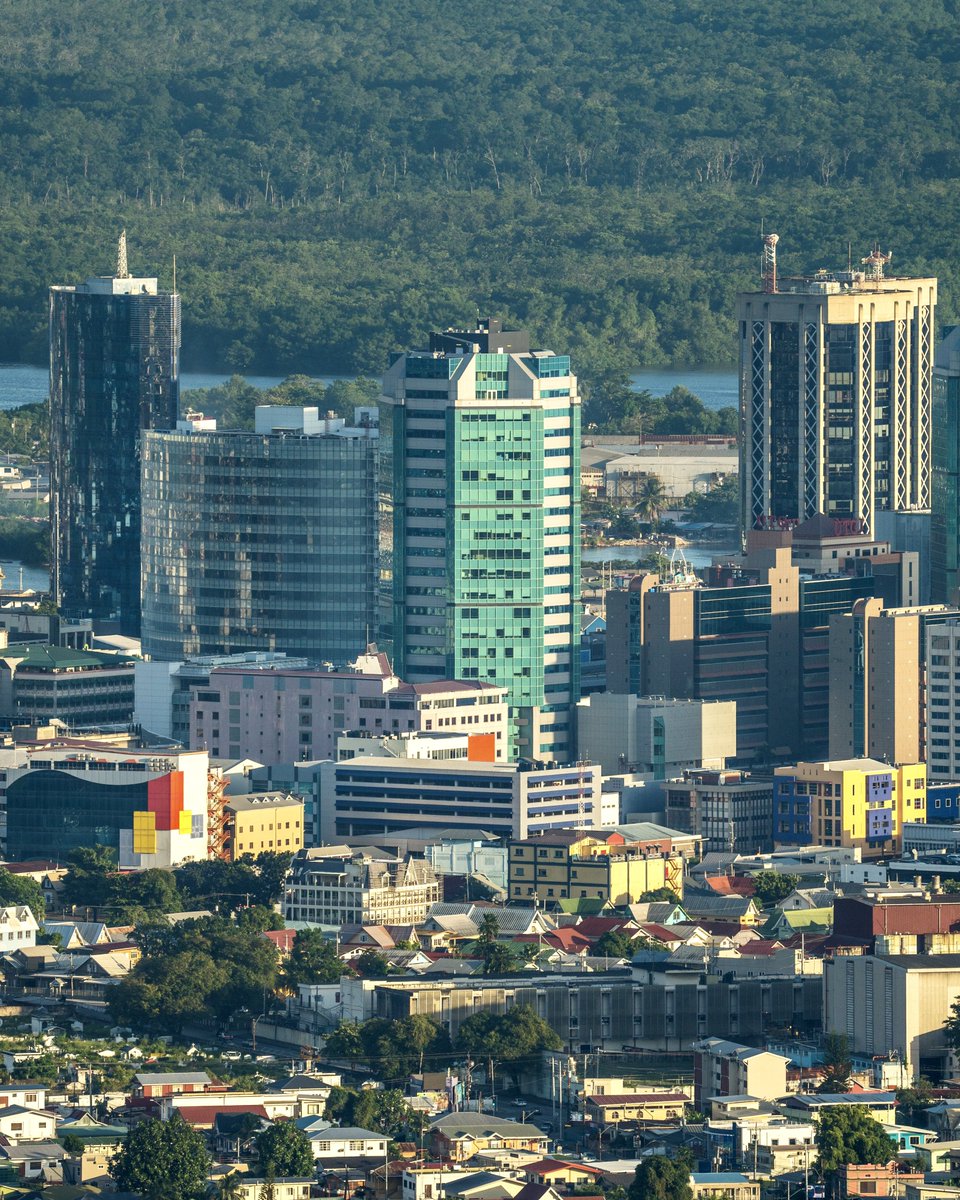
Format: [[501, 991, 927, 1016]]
[[773, 759, 925, 857], [225, 791, 305, 860], [508, 829, 683, 906]]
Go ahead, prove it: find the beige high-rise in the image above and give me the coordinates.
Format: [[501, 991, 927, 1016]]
[[739, 260, 937, 537], [828, 599, 956, 763]]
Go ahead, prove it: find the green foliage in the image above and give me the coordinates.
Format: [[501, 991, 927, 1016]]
[[638, 887, 679, 903], [0, 0, 954, 433], [816, 1107, 892, 1173], [683, 476, 740, 524], [323, 1015, 452, 1083], [945, 997, 960, 1054], [354, 949, 391, 978], [174, 852, 290, 916], [61, 1134, 85, 1156], [110, 914, 278, 1032], [818, 1033, 853, 1094], [323, 1085, 423, 1140], [181, 374, 380, 431], [0, 867, 45, 921], [627, 1151, 694, 1200], [0, 517, 48, 567], [897, 1078, 934, 1125], [0, 404, 48, 458], [285, 929, 347, 987], [255, 1123, 315, 1179], [111, 1115, 210, 1200], [456, 1005, 562, 1086], [474, 912, 518, 975], [752, 873, 801, 907], [594, 930, 638, 959]]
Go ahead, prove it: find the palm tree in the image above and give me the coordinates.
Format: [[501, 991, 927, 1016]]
[[633, 473, 668, 524], [216, 1171, 245, 1200]]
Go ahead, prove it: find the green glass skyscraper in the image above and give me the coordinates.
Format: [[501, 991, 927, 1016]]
[[380, 318, 580, 760]]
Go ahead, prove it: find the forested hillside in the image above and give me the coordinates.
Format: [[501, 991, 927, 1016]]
[[0, 0, 958, 390]]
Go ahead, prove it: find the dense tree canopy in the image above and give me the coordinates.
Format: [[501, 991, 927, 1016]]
[[816, 1107, 892, 1174], [111, 1116, 209, 1200], [0, 0, 955, 424], [255, 1123, 315, 1179], [109, 914, 279, 1032], [0, 867, 45, 922]]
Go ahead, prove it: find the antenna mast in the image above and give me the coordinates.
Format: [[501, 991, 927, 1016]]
[[861, 243, 892, 286], [116, 230, 129, 279], [762, 233, 779, 294]]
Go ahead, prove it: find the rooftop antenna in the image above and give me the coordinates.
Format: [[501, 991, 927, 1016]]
[[762, 233, 779, 294], [116, 230, 129, 280], [172, 253, 177, 294], [861, 243, 892, 285]]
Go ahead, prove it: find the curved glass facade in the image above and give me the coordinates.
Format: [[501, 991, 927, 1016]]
[[140, 428, 378, 664]]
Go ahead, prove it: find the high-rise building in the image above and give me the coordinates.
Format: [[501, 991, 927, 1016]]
[[828, 599, 958, 765], [739, 236, 936, 539], [50, 235, 180, 633], [924, 618, 960, 781], [932, 325, 960, 605], [140, 406, 378, 665], [380, 317, 580, 760], [605, 534, 878, 761]]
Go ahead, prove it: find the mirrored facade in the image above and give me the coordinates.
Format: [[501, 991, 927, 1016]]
[[50, 271, 180, 634], [140, 411, 378, 665]]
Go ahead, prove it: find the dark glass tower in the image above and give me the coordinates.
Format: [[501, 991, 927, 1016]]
[[50, 237, 179, 634]]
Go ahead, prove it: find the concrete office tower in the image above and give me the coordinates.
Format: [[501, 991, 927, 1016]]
[[576, 693, 737, 777], [140, 406, 378, 664], [739, 238, 936, 538], [924, 618, 960, 781], [828, 599, 958, 765], [50, 234, 180, 634], [932, 325, 960, 605], [605, 533, 877, 761], [381, 318, 580, 760]]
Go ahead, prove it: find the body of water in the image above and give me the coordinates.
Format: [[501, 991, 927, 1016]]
[[630, 367, 738, 412], [0, 560, 49, 592], [0, 363, 738, 412], [582, 543, 740, 570]]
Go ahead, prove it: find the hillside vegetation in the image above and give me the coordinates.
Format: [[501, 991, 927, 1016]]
[[0, 0, 958, 401]]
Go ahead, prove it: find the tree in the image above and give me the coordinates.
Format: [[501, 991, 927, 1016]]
[[945, 997, 960, 1055], [0, 867, 45, 921], [684, 476, 739, 525], [456, 1005, 562, 1089], [897, 1077, 934, 1125], [818, 1033, 853, 1094], [323, 1022, 365, 1062], [111, 1116, 210, 1200], [752, 873, 801, 908], [638, 887, 679, 903], [255, 1123, 315, 1178], [816, 1107, 891, 1176], [594, 930, 638, 959], [285, 928, 346, 986], [473, 913, 517, 975], [62, 1134, 85, 1156], [633, 475, 668, 524], [324, 1086, 422, 1141], [216, 1172, 246, 1200], [354, 949, 391, 978], [62, 846, 117, 910], [627, 1151, 693, 1200]]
